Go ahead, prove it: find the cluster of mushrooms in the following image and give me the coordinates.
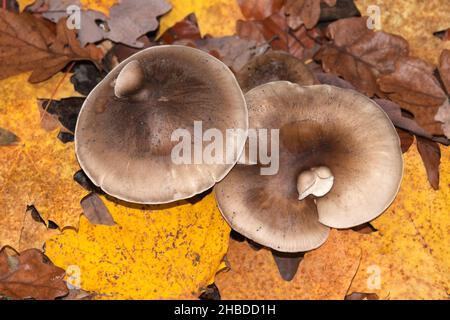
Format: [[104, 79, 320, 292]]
[[75, 46, 403, 279]]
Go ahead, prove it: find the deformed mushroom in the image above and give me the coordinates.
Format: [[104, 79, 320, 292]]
[[75, 45, 248, 204], [236, 50, 315, 93], [215, 81, 403, 253]]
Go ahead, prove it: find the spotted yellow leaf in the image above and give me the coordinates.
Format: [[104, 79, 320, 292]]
[[45, 193, 230, 299], [0, 72, 84, 251], [355, 0, 450, 65], [349, 142, 450, 299], [159, 0, 245, 37]]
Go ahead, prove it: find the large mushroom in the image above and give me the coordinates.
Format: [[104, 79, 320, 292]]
[[236, 50, 315, 93], [215, 81, 403, 253], [75, 46, 248, 204]]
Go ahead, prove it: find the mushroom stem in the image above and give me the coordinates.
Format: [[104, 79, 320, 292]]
[[297, 166, 334, 200]]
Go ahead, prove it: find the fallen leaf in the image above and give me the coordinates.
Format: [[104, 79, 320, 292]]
[[70, 63, 106, 96], [316, 17, 409, 96], [285, 0, 321, 30], [80, 0, 118, 15], [439, 49, 450, 94], [160, 13, 202, 45], [80, 193, 115, 226], [0, 248, 68, 300], [348, 142, 450, 299], [354, 0, 450, 65], [345, 292, 379, 300], [0, 11, 103, 83], [45, 193, 230, 299], [215, 230, 361, 299], [435, 99, 450, 139], [416, 137, 441, 190], [378, 57, 447, 135], [159, 0, 244, 38], [0, 72, 85, 251], [237, 0, 284, 21], [176, 36, 269, 72], [17, 0, 36, 11], [237, 9, 323, 60], [37, 97, 84, 133], [41, 0, 171, 47], [0, 128, 20, 146], [319, 0, 359, 22]]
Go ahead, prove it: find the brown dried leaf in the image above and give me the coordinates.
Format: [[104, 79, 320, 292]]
[[0, 11, 103, 83], [439, 49, 450, 94], [160, 14, 202, 45], [41, 0, 171, 48], [316, 17, 409, 96], [237, 0, 284, 21], [0, 128, 19, 146], [285, 0, 321, 30], [176, 36, 269, 72], [0, 249, 68, 300], [80, 193, 115, 226], [237, 9, 323, 61], [435, 99, 450, 139], [378, 57, 447, 135], [416, 137, 441, 190], [345, 292, 379, 300]]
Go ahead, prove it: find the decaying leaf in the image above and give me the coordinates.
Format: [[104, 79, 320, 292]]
[[284, 0, 321, 30], [0, 73, 85, 251], [416, 137, 441, 190], [237, 9, 323, 60], [378, 57, 447, 135], [439, 50, 450, 94], [0, 128, 19, 146], [45, 193, 230, 299], [38, 97, 84, 133], [176, 36, 269, 72], [354, 0, 450, 65], [435, 99, 450, 139], [0, 10, 103, 83], [237, 0, 284, 21], [80, 193, 115, 226], [348, 143, 450, 299], [0, 248, 68, 300], [316, 17, 409, 96], [40, 0, 171, 47], [215, 230, 361, 299], [159, 0, 244, 38]]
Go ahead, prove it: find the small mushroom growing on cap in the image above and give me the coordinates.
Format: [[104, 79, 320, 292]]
[[215, 81, 403, 253], [236, 51, 315, 93], [75, 46, 248, 204]]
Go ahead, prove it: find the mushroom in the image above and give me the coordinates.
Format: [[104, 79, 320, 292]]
[[75, 45, 248, 204], [215, 81, 403, 252], [236, 50, 315, 93]]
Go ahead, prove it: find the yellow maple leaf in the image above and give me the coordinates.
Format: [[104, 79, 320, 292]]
[[45, 193, 230, 299], [80, 0, 119, 16], [16, 0, 35, 11], [355, 0, 450, 65], [348, 142, 450, 299], [159, 0, 245, 37], [215, 230, 361, 299], [0, 72, 85, 251]]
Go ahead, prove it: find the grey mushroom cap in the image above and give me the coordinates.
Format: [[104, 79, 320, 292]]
[[236, 50, 315, 93], [75, 45, 248, 204], [215, 82, 403, 252]]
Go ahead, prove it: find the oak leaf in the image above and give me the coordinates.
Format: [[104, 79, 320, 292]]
[[237, 0, 284, 21], [316, 17, 409, 96], [45, 193, 230, 299], [0, 248, 68, 300], [378, 57, 447, 135], [0, 73, 85, 251], [0, 10, 103, 83]]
